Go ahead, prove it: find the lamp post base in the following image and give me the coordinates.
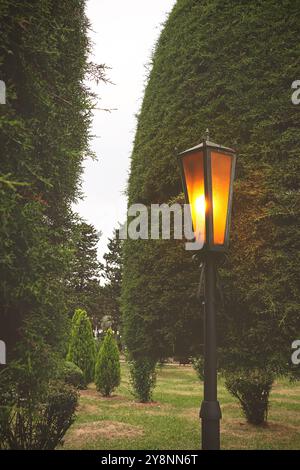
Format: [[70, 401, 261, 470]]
[[200, 400, 222, 450]]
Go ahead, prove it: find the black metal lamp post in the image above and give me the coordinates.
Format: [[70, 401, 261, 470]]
[[178, 134, 236, 450]]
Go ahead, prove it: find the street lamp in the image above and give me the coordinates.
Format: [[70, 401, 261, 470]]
[[178, 133, 236, 450]]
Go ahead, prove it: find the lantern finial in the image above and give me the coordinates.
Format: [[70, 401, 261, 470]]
[[205, 128, 210, 142]]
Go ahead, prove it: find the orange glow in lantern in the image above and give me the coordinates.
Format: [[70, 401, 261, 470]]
[[211, 151, 232, 245], [182, 151, 206, 245], [178, 140, 236, 251], [195, 194, 206, 218]]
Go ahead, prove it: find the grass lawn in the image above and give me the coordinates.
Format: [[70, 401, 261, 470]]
[[62, 363, 300, 450]]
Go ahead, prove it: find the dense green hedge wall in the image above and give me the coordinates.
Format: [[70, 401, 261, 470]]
[[0, 0, 94, 368], [122, 0, 300, 370]]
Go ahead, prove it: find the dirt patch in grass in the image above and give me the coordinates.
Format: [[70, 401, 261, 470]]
[[80, 389, 100, 399], [181, 407, 199, 420], [271, 388, 300, 397], [140, 410, 169, 416], [178, 406, 300, 448], [271, 397, 300, 405], [64, 420, 144, 447], [221, 402, 240, 410], [130, 401, 171, 415], [131, 401, 162, 407], [221, 417, 299, 449], [80, 389, 123, 401], [161, 364, 193, 371], [100, 398, 164, 408], [270, 408, 300, 423], [77, 402, 100, 415], [106, 400, 171, 415], [162, 389, 200, 397]]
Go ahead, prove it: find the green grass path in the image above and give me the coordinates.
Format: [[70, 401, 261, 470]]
[[62, 363, 300, 450]]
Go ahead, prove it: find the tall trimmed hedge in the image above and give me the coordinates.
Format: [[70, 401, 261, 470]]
[[67, 309, 95, 385], [0, 0, 99, 367], [0, 0, 106, 448], [122, 0, 300, 372]]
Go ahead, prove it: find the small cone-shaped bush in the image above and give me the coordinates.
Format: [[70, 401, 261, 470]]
[[67, 309, 95, 386], [129, 358, 157, 403], [95, 328, 120, 397]]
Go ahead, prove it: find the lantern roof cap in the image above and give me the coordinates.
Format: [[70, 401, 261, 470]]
[[178, 140, 235, 156]]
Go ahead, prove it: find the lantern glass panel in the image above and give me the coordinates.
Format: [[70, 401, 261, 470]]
[[182, 151, 205, 245], [211, 151, 232, 245]]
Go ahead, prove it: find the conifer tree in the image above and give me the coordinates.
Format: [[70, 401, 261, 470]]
[[68, 221, 102, 319], [95, 328, 120, 396], [101, 229, 123, 331], [67, 309, 96, 385]]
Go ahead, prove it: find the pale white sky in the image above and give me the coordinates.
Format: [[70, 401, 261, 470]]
[[75, 0, 176, 259]]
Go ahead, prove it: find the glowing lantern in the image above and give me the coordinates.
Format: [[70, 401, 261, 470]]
[[178, 137, 236, 251]]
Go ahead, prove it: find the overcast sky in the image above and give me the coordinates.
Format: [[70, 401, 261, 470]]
[[74, 0, 176, 259]]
